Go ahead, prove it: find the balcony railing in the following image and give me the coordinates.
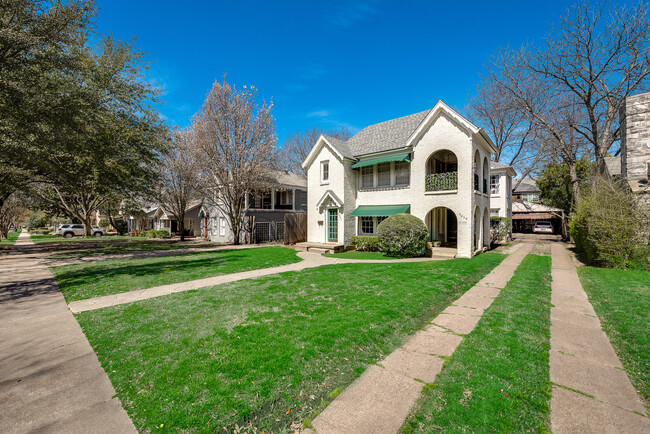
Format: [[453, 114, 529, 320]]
[[426, 171, 458, 192]]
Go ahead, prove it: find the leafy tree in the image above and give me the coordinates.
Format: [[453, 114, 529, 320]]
[[536, 159, 592, 214], [0, 193, 26, 238]]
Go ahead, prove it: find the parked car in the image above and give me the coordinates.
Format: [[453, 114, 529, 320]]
[[533, 221, 554, 234], [56, 224, 104, 238]]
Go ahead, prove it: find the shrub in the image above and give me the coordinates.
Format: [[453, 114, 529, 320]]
[[98, 218, 110, 228], [570, 176, 650, 270], [490, 217, 511, 246], [376, 213, 428, 257], [350, 235, 379, 251], [112, 219, 129, 235], [26, 213, 49, 229], [143, 229, 170, 239]]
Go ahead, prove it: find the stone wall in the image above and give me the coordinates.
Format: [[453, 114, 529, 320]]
[[621, 92, 650, 183]]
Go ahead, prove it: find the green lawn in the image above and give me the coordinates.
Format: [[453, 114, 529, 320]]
[[578, 266, 650, 404], [75, 253, 504, 433], [0, 230, 21, 247], [53, 246, 302, 302], [323, 250, 394, 260], [30, 234, 147, 244], [403, 254, 553, 433], [46, 240, 219, 259]]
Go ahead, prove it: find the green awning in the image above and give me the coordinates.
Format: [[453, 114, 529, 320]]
[[350, 205, 411, 217], [351, 153, 411, 169]]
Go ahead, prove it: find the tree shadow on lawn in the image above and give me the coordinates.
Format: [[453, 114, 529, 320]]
[[54, 248, 299, 300]]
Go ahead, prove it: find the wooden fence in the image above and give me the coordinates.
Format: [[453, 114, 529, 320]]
[[284, 213, 307, 244]]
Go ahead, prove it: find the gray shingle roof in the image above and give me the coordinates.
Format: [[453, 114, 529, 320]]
[[273, 170, 307, 188], [343, 110, 430, 157], [490, 161, 511, 170], [513, 178, 539, 193], [322, 135, 353, 159]]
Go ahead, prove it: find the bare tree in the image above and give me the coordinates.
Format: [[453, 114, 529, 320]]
[[282, 127, 351, 175], [0, 193, 26, 239], [157, 128, 201, 242], [489, 0, 650, 178], [193, 76, 278, 245], [466, 79, 548, 189]]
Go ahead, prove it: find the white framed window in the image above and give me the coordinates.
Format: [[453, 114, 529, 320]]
[[361, 165, 374, 188], [360, 217, 374, 234], [377, 162, 391, 187], [219, 217, 226, 236], [394, 161, 410, 186], [279, 190, 292, 205], [490, 175, 500, 195], [321, 161, 329, 183]]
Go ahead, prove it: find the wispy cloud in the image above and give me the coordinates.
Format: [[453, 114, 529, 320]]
[[307, 110, 331, 118], [329, 1, 380, 28]]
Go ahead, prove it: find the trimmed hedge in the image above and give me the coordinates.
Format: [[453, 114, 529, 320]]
[[350, 235, 379, 252], [142, 230, 170, 239], [376, 213, 428, 257]]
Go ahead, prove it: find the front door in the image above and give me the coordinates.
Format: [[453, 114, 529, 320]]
[[327, 209, 338, 242]]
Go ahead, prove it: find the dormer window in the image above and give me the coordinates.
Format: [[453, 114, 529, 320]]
[[321, 161, 329, 184]]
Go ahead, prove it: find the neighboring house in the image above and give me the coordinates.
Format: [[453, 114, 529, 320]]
[[201, 171, 308, 243], [511, 201, 563, 234], [512, 177, 540, 202], [605, 92, 650, 208], [489, 161, 516, 238], [129, 201, 203, 237], [302, 100, 497, 259]]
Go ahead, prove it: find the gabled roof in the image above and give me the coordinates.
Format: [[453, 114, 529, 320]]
[[273, 170, 307, 188], [302, 101, 496, 168], [316, 190, 343, 209], [344, 110, 430, 157], [513, 178, 540, 193]]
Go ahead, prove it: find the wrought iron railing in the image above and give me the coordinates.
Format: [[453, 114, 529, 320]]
[[426, 171, 458, 191]]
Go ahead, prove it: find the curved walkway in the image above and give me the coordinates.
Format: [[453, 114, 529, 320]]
[[0, 232, 135, 433]]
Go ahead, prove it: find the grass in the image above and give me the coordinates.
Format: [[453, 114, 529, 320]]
[[323, 250, 394, 260], [53, 246, 302, 302], [30, 234, 147, 244], [402, 254, 553, 433], [75, 252, 505, 432], [578, 266, 650, 405], [0, 230, 21, 247], [46, 240, 219, 259]]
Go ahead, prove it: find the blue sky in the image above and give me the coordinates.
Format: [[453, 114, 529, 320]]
[[94, 0, 573, 143]]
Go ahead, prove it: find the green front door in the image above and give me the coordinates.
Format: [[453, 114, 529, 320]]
[[327, 209, 338, 242]]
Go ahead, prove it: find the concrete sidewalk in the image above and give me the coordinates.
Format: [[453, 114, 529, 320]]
[[549, 243, 649, 433], [0, 232, 136, 433], [309, 242, 535, 434]]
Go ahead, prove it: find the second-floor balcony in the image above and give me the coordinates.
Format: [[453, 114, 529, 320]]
[[426, 171, 458, 192]]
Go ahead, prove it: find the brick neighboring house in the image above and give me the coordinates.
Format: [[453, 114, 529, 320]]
[[201, 171, 307, 243], [302, 100, 498, 258], [605, 92, 650, 208], [489, 161, 516, 238]]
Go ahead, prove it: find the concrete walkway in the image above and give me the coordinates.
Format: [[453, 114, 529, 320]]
[[549, 243, 649, 432], [308, 242, 535, 434], [0, 232, 136, 433], [68, 250, 448, 314]]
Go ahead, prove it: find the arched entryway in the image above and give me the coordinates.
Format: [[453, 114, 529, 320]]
[[483, 207, 490, 247], [426, 150, 458, 191], [426, 207, 458, 248], [474, 206, 481, 251]]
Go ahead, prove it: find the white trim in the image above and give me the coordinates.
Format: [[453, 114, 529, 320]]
[[316, 190, 343, 209], [302, 135, 346, 170], [405, 100, 497, 154]]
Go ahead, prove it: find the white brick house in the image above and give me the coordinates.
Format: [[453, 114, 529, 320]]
[[302, 101, 503, 258], [489, 161, 516, 238]]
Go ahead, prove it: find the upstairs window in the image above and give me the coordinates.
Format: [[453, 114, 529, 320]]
[[490, 175, 500, 195], [321, 161, 329, 183], [395, 161, 410, 186], [361, 166, 374, 188], [377, 163, 391, 187]]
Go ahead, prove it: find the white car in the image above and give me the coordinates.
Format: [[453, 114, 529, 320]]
[[56, 224, 104, 238], [533, 221, 554, 234]]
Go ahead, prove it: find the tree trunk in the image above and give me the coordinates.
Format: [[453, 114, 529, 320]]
[[569, 163, 580, 209], [83, 214, 92, 237], [179, 214, 185, 241]]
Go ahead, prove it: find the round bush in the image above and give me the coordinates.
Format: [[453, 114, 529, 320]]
[[376, 213, 428, 257]]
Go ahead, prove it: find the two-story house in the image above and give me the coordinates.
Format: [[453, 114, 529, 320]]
[[201, 171, 307, 243], [302, 101, 497, 258], [489, 161, 516, 238]]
